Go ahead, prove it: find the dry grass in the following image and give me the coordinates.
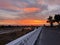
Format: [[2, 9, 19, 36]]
[[0, 28, 32, 45]]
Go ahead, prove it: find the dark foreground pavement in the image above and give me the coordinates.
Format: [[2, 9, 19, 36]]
[[35, 27, 60, 45]]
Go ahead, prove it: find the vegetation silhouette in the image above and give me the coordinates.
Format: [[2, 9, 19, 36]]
[[47, 14, 60, 27], [47, 16, 54, 27], [54, 14, 60, 25]]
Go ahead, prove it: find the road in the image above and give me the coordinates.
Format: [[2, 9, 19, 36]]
[[35, 27, 60, 45]]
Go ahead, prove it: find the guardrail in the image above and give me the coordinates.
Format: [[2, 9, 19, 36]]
[[6, 27, 42, 45]]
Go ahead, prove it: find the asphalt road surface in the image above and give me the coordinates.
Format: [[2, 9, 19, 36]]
[[35, 27, 60, 45]]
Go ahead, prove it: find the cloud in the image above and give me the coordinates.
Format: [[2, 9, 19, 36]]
[[23, 7, 40, 13], [45, 0, 60, 5], [39, 0, 60, 17], [0, 10, 19, 20], [0, 0, 60, 21]]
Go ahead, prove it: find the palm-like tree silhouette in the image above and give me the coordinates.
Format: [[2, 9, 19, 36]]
[[47, 16, 54, 27], [54, 14, 60, 25]]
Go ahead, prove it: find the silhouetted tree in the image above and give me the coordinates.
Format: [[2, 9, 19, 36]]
[[54, 14, 60, 25], [47, 16, 54, 27]]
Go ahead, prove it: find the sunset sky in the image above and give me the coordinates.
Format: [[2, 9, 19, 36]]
[[0, 0, 60, 25]]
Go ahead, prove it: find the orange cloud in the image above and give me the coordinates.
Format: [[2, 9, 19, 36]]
[[0, 19, 47, 26], [0, 20, 17, 25], [23, 7, 40, 13], [18, 19, 47, 25]]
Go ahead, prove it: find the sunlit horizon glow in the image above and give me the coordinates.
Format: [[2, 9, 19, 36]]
[[0, 19, 47, 26]]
